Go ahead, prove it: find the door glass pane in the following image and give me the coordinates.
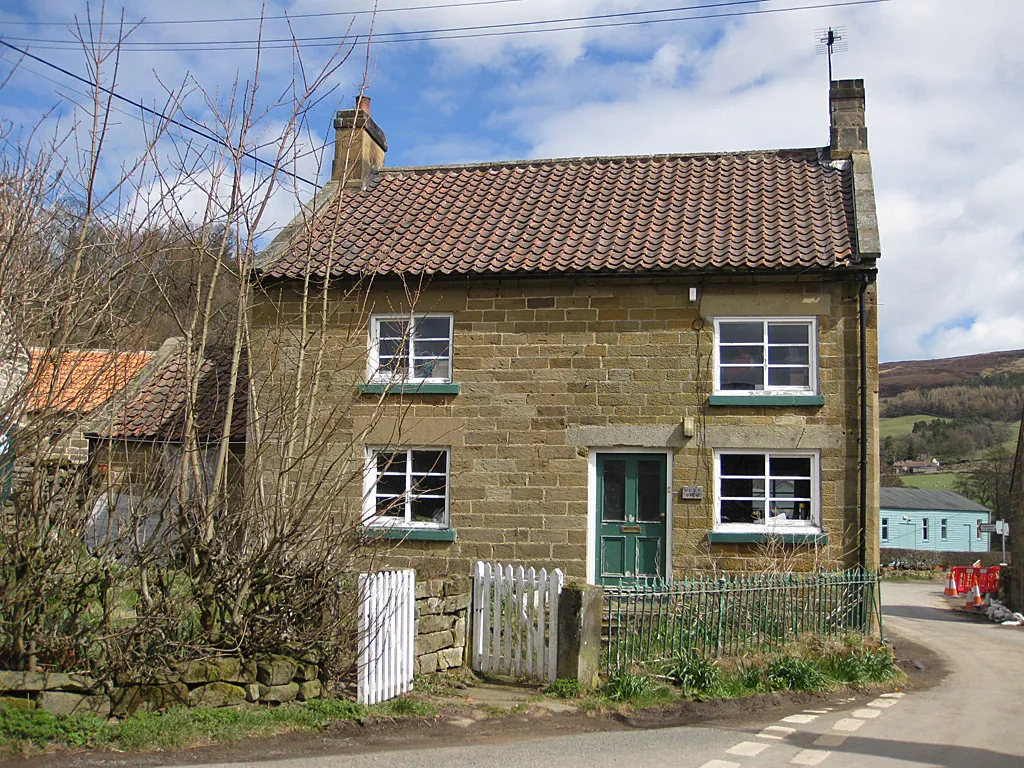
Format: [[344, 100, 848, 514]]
[[601, 460, 626, 522], [636, 459, 662, 522]]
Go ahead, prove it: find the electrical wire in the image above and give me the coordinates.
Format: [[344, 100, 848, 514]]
[[0, 0, 531, 27], [3, 0, 892, 51], [0, 39, 321, 189]]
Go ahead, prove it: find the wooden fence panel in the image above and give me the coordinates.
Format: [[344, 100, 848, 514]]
[[357, 569, 415, 706]]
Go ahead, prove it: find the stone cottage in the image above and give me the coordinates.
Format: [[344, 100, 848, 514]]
[[253, 80, 881, 591]]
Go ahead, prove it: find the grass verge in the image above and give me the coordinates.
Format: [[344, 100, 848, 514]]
[[1, 697, 377, 756]]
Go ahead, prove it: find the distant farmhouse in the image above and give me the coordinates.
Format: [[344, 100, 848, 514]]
[[892, 458, 940, 475], [880, 488, 990, 553]]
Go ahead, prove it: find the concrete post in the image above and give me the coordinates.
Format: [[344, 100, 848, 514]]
[[556, 583, 603, 689]]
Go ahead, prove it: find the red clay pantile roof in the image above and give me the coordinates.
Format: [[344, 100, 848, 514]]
[[28, 350, 153, 413], [258, 149, 857, 279], [101, 342, 247, 442]]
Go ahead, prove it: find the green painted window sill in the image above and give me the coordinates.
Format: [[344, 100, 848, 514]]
[[708, 394, 825, 407], [708, 531, 827, 545], [364, 527, 456, 542], [359, 382, 461, 395]]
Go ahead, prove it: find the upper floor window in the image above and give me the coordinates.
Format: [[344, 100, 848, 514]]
[[714, 318, 817, 395], [714, 450, 820, 532], [369, 314, 453, 384]]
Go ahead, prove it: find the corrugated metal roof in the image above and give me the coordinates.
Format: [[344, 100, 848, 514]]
[[879, 488, 989, 512]]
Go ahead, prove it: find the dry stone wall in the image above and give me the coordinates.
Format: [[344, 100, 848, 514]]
[[414, 576, 471, 675], [0, 654, 324, 717]]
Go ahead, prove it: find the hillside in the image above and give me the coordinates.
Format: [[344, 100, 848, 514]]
[[880, 349, 1024, 397]]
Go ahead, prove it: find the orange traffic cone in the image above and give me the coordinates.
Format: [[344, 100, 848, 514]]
[[972, 585, 984, 608], [944, 574, 958, 597]]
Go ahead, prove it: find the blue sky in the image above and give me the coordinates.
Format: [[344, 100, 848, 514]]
[[1, 0, 1023, 363]]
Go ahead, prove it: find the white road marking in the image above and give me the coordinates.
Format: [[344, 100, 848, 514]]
[[852, 708, 881, 719], [699, 761, 741, 768], [833, 718, 866, 732], [814, 734, 848, 748], [758, 725, 797, 740], [725, 741, 770, 757], [806, 709, 830, 714], [783, 713, 819, 724], [791, 749, 832, 766], [879, 692, 905, 699], [867, 699, 897, 709]]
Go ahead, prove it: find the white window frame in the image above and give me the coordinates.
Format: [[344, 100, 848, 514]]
[[368, 313, 454, 384], [362, 447, 451, 530], [922, 518, 929, 541], [713, 449, 821, 534], [881, 517, 889, 542], [713, 317, 818, 396], [941, 518, 948, 540]]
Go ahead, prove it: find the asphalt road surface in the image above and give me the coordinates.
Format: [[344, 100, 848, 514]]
[[144, 580, 1024, 768]]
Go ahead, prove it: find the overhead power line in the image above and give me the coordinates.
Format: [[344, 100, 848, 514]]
[[0, 0, 530, 27], [3, 0, 892, 51], [0, 39, 320, 189]]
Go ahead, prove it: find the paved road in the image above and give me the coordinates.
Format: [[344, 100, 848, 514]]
[[176, 580, 1024, 768]]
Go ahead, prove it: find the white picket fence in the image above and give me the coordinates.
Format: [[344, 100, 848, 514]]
[[357, 569, 415, 705], [472, 561, 564, 682]]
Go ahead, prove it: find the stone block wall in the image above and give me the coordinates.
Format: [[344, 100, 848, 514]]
[[0, 654, 323, 718], [253, 274, 879, 580], [414, 576, 471, 675]]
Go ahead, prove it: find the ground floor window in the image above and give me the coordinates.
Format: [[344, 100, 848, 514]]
[[941, 518, 948, 539], [714, 450, 819, 531], [364, 447, 450, 528], [881, 517, 888, 542], [922, 518, 929, 541]]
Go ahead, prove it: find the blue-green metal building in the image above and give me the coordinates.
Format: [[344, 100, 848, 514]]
[[880, 488, 990, 553]]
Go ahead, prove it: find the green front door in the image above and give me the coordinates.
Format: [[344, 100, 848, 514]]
[[596, 453, 668, 587]]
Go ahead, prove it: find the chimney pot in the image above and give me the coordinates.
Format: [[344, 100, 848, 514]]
[[356, 95, 371, 114]]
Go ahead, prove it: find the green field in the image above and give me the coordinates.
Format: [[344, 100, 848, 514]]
[[879, 414, 947, 440], [899, 472, 957, 491]]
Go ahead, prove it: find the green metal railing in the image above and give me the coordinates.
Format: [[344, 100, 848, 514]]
[[603, 569, 881, 673]]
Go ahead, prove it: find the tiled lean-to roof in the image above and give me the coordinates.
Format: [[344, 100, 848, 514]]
[[258, 149, 858, 279], [28, 349, 154, 413], [94, 339, 247, 442]]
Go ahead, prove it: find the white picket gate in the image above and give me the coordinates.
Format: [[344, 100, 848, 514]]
[[357, 569, 415, 705], [472, 561, 564, 682]]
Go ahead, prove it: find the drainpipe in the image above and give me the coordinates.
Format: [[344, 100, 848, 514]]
[[858, 277, 869, 570]]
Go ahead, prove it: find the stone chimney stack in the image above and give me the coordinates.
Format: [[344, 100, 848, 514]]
[[829, 79, 867, 159], [332, 95, 388, 186]]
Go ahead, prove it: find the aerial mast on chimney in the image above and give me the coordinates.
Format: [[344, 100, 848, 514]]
[[815, 26, 847, 82]]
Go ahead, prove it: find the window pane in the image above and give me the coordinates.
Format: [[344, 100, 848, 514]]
[[376, 474, 406, 496], [412, 450, 446, 473], [768, 345, 809, 364], [377, 452, 406, 474], [379, 320, 408, 339], [770, 457, 811, 478], [722, 478, 765, 498], [412, 474, 447, 496], [602, 460, 626, 522], [770, 501, 811, 521], [720, 322, 763, 343], [721, 454, 765, 477], [768, 367, 810, 388], [414, 339, 451, 360], [720, 345, 764, 365], [721, 499, 764, 524], [768, 324, 809, 344], [375, 496, 403, 518], [378, 338, 404, 359], [637, 460, 662, 522], [416, 317, 451, 340], [720, 366, 764, 391], [411, 498, 446, 524]]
